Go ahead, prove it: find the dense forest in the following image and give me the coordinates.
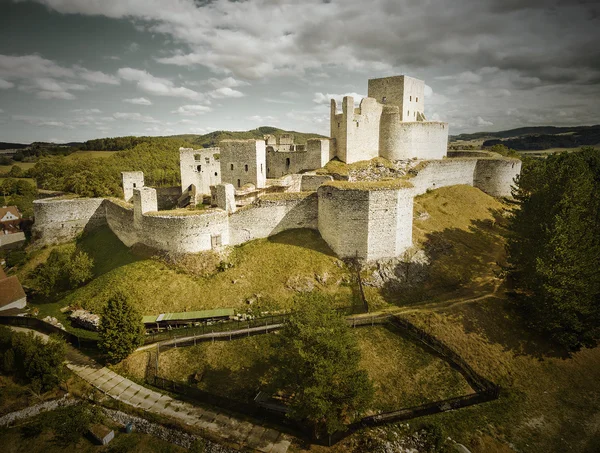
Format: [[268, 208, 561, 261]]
[[505, 147, 600, 350]]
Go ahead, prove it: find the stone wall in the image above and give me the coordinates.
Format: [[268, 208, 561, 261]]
[[474, 158, 521, 197], [219, 140, 266, 189], [179, 147, 221, 200], [331, 97, 383, 164], [317, 185, 413, 260], [139, 210, 230, 253], [266, 139, 330, 178], [105, 200, 137, 247], [229, 193, 318, 245], [32, 198, 106, 245], [300, 174, 333, 192], [380, 121, 448, 160], [121, 171, 144, 202], [409, 159, 478, 195], [155, 186, 182, 210]]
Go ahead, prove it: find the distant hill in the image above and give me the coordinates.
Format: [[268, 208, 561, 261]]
[[167, 126, 327, 148], [0, 142, 29, 150], [450, 125, 600, 151]]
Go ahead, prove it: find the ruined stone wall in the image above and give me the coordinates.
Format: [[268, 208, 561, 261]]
[[317, 185, 413, 260], [474, 158, 521, 197], [220, 140, 266, 189], [367, 189, 414, 260], [380, 121, 448, 160], [138, 209, 230, 254], [32, 198, 106, 245], [409, 159, 478, 195], [318, 186, 370, 259], [300, 174, 333, 192], [179, 147, 221, 198], [121, 171, 144, 202], [229, 193, 318, 245], [155, 186, 182, 210], [266, 139, 330, 178], [105, 200, 137, 247], [368, 75, 425, 122]]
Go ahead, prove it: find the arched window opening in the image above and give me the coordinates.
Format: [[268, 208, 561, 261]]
[[245, 164, 248, 172], [237, 179, 241, 187]]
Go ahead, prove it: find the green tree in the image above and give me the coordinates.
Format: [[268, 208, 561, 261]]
[[98, 292, 145, 363], [35, 245, 94, 295], [66, 251, 94, 286], [505, 148, 600, 350], [9, 331, 66, 392], [268, 293, 373, 438]]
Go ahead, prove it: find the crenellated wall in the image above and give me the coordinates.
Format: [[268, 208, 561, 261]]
[[32, 198, 106, 246]]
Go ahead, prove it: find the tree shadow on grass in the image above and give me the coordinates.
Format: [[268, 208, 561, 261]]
[[75, 225, 142, 278], [381, 208, 570, 359], [381, 212, 507, 307]]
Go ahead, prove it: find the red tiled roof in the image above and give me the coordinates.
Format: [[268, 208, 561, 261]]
[[0, 206, 21, 222], [0, 276, 26, 308]]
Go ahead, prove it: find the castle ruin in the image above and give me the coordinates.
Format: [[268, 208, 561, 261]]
[[32, 75, 521, 262]]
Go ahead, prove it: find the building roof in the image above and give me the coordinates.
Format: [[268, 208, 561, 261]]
[[0, 276, 26, 308], [0, 206, 21, 222], [143, 308, 234, 324]]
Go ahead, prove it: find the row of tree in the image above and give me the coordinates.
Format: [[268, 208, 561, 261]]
[[505, 147, 600, 350]]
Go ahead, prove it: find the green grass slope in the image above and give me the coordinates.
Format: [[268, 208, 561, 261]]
[[56, 227, 356, 316]]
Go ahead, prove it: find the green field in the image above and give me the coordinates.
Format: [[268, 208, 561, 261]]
[[115, 325, 473, 413], [0, 162, 37, 172]]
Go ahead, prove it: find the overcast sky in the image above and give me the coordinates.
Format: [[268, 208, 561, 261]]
[[0, 0, 599, 143]]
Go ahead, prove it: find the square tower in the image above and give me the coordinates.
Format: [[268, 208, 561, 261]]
[[368, 75, 425, 122], [219, 140, 266, 189]]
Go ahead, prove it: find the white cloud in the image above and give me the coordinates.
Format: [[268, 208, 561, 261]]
[[113, 112, 159, 123], [37, 90, 76, 100], [171, 104, 212, 116], [0, 78, 14, 89], [117, 67, 205, 101], [0, 54, 74, 80], [475, 116, 493, 127], [77, 67, 120, 85], [208, 87, 244, 99], [12, 114, 73, 128], [123, 97, 152, 105], [73, 108, 102, 114], [247, 115, 277, 123], [207, 77, 249, 89]]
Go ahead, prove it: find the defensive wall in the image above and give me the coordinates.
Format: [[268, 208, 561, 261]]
[[318, 181, 414, 261], [32, 197, 106, 246], [32, 154, 520, 260], [266, 139, 330, 178]]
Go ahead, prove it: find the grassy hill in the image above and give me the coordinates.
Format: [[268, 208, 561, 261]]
[[167, 126, 326, 148], [23, 227, 358, 322]]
